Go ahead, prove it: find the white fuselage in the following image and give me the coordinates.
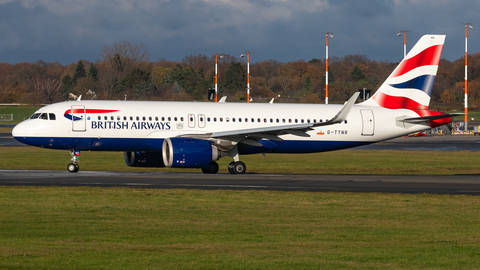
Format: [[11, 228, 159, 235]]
[[13, 100, 428, 154]]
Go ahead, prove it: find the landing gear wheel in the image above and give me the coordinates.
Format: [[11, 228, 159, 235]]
[[228, 162, 235, 174], [228, 161, 246, 174], [202, 162, 219, 174], [67, 163, 79, 173]]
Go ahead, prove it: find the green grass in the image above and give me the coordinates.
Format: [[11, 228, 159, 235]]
[[0, 106, 39, 124], [0, 187, 479, 269], [1, 146, 480, 174]]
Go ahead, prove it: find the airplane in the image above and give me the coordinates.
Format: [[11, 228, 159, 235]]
[[13, 35, 459, 174]]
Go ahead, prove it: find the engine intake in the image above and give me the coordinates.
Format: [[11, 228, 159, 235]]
[[162, 137, 221, 168]]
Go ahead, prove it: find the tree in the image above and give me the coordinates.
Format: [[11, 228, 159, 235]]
[[100, 41, 149, 74], [223, 62, 246, 91], [62, 75, 73, 95], [72, 60, 86, 85], [302, 74, 313, 93], [88, 64, 99, 82], [349, 64, 365, 81]]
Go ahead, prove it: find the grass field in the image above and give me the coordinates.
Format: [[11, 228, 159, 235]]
[[0, 106, 39, 124], [1, 146, 480, 174], [0, 187, 479, 269]]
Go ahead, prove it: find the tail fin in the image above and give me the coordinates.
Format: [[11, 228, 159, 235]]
[[362, 35, 445, 110]]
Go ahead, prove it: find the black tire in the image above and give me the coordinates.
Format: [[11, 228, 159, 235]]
[[228, 162, 235, 174], [67, 163, 78, 173], [202, 162, 219, 174], [232, 161, 246, 174]]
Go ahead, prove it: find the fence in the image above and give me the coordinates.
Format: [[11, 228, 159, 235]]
[[0, 114, 13, 121]]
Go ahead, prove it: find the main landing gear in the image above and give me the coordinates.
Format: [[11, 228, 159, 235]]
[[228, 161, 246, 174], [67, 150, 80, 173], [226, 145, 246, 174]]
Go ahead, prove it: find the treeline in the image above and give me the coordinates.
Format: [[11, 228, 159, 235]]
[[0, 41, 479, 111]]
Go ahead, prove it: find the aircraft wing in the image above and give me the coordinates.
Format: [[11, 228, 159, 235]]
[[206, 92, 360, 147]]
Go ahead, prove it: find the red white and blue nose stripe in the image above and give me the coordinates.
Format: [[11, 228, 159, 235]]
[[64, 109, 118, 121]]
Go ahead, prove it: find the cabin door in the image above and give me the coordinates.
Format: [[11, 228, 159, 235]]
[[71, 105, 86, 132]]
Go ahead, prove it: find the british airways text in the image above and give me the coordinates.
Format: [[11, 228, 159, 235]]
[[91, 121, 171, 130]]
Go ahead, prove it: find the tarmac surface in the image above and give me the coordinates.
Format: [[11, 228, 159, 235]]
[[1, 170, 480, 195], [2, 124, 480, 195]]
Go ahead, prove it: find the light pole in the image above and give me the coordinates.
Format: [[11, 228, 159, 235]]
[[397, 30, 411, 58], [322, 32, 334, 104], [215, 53, 224, 102], [462, 22, 474, 130], [240, 51, 254, 103]]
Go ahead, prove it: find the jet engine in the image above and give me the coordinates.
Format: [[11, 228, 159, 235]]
[[124, 151, 166, 167], [162, 137, 221, 168]]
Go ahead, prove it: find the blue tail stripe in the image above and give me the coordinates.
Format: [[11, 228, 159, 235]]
[[388, 75, 435, 97]]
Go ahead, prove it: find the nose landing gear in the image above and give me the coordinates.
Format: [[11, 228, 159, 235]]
[[67, 150, 80, 173]]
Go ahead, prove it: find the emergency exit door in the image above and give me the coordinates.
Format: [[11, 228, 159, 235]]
[[360, 109, 374, 136]]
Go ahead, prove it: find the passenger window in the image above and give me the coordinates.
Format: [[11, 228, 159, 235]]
[[104, 116, 108, 120], [226, 117, 229, 122], [289, 119, 292, 123], [98, 116, 101, 120], [142, 117, 146, 121], [232, 118, 235, 122], [251, 118, 254, 122], [295, 119, 298, 123], [149, 117, 152, 121], [155, 117, 158, 121], [124, 116, 127, 121], [214, 117, 217, 122], [345, 120, 348, 124], [181, 117, 184, 121], [207, 117, 211, 122], [257, 118, 260, 123], [136, 116, 139, 121], [245, 118, 248, 122], [117, 116, 121, 121], [276, 119, 279, 123], [162, 117, 165, 121], [190, 117, 193, 122], [307, 119, 310, 123], [301, 119, 304, 123], [238, 118, 242, 122], [168, 117, 171, 121], [282, 119, 285, 123], [175, 117, 178, 121], [220, 117, 223, 122], [130, 116, 133, 121], [49, 113, 56, 120]]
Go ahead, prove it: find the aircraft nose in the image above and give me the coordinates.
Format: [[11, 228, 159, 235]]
[[12, 121, 34, 138]]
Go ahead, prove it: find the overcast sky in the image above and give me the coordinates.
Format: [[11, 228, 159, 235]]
[[0, 0, 478, 65]]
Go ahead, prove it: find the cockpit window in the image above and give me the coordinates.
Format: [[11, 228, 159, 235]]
[[49, 113, 56, 120], [30, 113, 41, 119], [39, 113, 48, 120]]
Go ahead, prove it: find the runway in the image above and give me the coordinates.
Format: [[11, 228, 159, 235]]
[[2, 125, 480, 195], [1, 170, 480, 195]]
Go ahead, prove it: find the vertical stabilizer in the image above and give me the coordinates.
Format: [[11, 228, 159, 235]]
[[362, 35, 445, 110]]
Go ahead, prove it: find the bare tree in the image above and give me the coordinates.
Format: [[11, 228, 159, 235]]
[[32, 77, 63, 104], [100, 41, 150, 74]]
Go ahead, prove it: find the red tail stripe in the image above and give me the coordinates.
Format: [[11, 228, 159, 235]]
[[391, 45, 443, 78], [372, 92, 428, 110], [64, 109, 119, 114]]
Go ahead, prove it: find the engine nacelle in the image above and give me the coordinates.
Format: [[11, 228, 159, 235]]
[[162, 137, 221, 168], [124, 151, 166, 167]]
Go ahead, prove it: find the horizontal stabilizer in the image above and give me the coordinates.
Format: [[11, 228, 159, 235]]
[[402, 113, 464, 124]]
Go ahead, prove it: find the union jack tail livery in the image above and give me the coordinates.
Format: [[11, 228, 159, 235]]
[[363, 35, 445, 110]]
